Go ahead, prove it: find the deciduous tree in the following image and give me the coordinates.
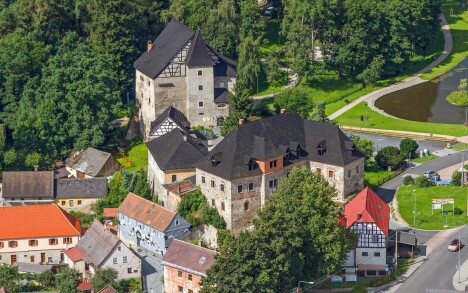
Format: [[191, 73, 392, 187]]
[[92, 268, 118, 291]]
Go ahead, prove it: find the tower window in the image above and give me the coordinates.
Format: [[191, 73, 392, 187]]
[[198, 70, 203, 76], [198, 85, 203, 91], [198, 101, 204, 108]]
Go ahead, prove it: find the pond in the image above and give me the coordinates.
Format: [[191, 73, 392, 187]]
[[375, 58, 468, 124]]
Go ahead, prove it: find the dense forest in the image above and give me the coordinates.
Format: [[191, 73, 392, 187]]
[[0, 0, 441, 169]]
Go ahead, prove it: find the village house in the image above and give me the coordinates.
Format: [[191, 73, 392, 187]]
[[1, 171, 55, 205], [134, 19, 236, 137], [98, 285, 119, 293], [0, 205, 81, 266], [64, 220, 140, 281], [55, 178, 108, 209], [196, 111, 366, 232], [147, 106, 191, 141], [162, 239, 216, 293], [117, 192, 191, 255], [343, 187, 390, 277], [66, 147, 119, 179], [147, 128, 207, 210]]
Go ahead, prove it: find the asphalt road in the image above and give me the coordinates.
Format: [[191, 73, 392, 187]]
[[396, 225, 468, 292], [140, 250, 164, 293]]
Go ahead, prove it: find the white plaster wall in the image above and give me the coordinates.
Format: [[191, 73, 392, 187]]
[[356, 247, 386, 266], [101, 243, 141, 280]]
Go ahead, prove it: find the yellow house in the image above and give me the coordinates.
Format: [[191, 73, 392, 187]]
[[55, 178, 108, 210]]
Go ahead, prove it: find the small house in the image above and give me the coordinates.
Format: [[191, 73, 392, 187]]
[[66, 147, 119, 179]]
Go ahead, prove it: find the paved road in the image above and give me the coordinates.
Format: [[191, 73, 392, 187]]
[[140, 250, 164, 293], [376, 152, 463, 203], [396, 226, 468, 292]]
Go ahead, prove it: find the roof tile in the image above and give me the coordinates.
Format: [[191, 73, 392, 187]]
[[162, 239, 216, 276], [2, 171, 54, 199]]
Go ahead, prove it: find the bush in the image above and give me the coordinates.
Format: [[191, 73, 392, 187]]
[[415, 175, 432, 187], [370, 274, 396, 287], [375, 146, 405, 169], [452, 171, 462, 186], [273, 88, 314, 119], [403, 176, 415, 186], [400, 138, 419, 159], [454, 207, 464, 215]]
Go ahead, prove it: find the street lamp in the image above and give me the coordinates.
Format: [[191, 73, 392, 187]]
[[413, 189, 419, 227], [297, 281, 314, 292]]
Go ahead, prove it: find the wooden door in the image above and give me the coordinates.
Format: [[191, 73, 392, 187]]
[[41, 253, 45, 263]]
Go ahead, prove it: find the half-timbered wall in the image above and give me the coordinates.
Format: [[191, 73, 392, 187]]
[[148, 118, 182, 140], [350, 223, 386, 248]]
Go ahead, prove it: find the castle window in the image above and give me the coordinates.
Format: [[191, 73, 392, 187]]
[[220, 184, 225, 192], [198, 85, 203, 91], [148, 98, 151, 104], [268, 179, 278, 189], [199, 112, 204, 116], [198, 70, 203, 76], [202, 176, 206, 184], [221, 202, 225, 211], [356, 165, 360, 173], [172, 174, 177, 182], [328, 170, 334, 178], [198, 101, 204, 108], [212, 199, 215, 206], [217, 104, 227, 108], [211, 180, 215, 187], [244, 201, 249, 211], [140, 76, 144, 82], [248, 183, 254, 191], [316, 168, 321, 174], [269, 160, 277, 168], [238, 185, 243, 193], [348, 170, 351, 178], [148, 80, 151, 86], [78, 200, 82, 205]]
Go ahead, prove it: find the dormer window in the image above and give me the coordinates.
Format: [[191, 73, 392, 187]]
[[269, 160, 277, 168], [248, 160, 257, 171], [317, 140, 326, 156], [211, 153, 221, 167]]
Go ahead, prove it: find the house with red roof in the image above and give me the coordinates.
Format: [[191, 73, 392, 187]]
[[0, 204, 81, 266], [64, 220, 140, 281], [343, 187, 390, 277], [162, 239, 217, 293], [118, 192, 190, 255]]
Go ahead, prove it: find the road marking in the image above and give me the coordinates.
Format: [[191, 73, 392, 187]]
[[426, 228, 461, 254]]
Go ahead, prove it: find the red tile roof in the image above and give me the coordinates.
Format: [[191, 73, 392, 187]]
[[0, 287, 10, 293], [162, 239, 217, 276], [103, 208, 118, 218], [344, 187, 390, 235], [64, 247, 85, 262], [0, 204, 81, 240], [76, 282, 92, 291], [98, 285, 118, 293], [118, 192, 176, 231]]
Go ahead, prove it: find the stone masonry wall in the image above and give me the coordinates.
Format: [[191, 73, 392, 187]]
[[187, 66, 216, 127]]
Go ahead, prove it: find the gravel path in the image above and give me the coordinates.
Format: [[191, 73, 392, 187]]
[[328, 13, 453, 120]]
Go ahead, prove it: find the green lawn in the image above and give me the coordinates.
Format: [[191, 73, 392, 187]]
[[255, 65, 287, 96], [412, 154, 439, 164], [260, 19, 285, 58], [395, 258, 415, 276], [117, 139, 148, 172], [422, 0, 468, 80], [450, 142, 468, 151], [334, 102, 467, 136], [397, 185, 468, 229], [318, 278, 372, 293], [364, 161, 394, 189]]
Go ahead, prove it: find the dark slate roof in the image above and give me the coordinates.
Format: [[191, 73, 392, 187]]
[[196, 112, 365, 180], [209, 45, 237, 77], [66, 147, 117, 177], [162, 239, 216, 276], [186, 29, 213, 67], [54, 167, 70, 179], [146, 129, 207, 171], [56, 178, 108, 199], [76, 220, 120, 267], [134, 19, 194, 78], [214, 88, 229, 103], [150, 106, 190, 134], [2, 171, 54, 199]]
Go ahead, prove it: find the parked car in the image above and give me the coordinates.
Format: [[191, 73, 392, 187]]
[[448, 239, 462, 252], [431, 175, 451, 186], [424, 170, 438, 179]]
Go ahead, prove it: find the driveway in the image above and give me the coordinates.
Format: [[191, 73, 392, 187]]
[[139, 249, 164, 293]]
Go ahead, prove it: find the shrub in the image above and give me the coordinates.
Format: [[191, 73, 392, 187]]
[[454, 207, 464, 215], [370, 274, 396, 287], [403, 176, 415, 185], [375, 146, 405, 169], [415, 175, 432, 187], [451, 171, 462, 186], [400, 138, 419, 159]]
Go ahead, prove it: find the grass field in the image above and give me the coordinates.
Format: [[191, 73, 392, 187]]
[[364, 161, 394, 189], [397, 185, 468, 230], [450, 142, 468, 151], [422, 0, 468, 80], [334, 102, 467, 136], [117, 139, 148, 172], [412, 154, 439, 164]]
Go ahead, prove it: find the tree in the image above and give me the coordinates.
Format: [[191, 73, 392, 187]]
[[237, 36, 261, 93], [400, 138, 419, 159], [452, 170, 462, 186], [349, 135, 375, 158], [55, 267, 80, 293], [132, 170, 152, 200], [92, 268, 118, 291], [0, 264, 20, 293], [202, 168, 353, 292], [356, 55, 385, 86], [3, 148, 17, 170], [403, 175, 415, 186], [264, 53, 286, 87], [37, 270, 55, 287], [239, 0, 265, 40], [273, 88, 314, 119], [228, 84, 253, 119], [25, 152, 41, 169], [415, 175, 432, 187], [0, 124, 5, 152], [310, 101, 328, 122], [375, 146, 405, 169]]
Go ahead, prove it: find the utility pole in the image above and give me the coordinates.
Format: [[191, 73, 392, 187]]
[[458, 228, 461, 283], [394, 231, 398, 271], [462, 151, 465, 188], [413, 189, 417, 227]]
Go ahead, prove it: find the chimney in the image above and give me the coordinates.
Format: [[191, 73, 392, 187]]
[[357, 213, 362, 220], [280, 108, 286, 114], [239, 119, 244, 125], [183, 134, 187, 141], [147, 40, 153, 52]]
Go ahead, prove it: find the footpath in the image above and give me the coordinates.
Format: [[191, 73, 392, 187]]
[[328, 13, 453, 121]]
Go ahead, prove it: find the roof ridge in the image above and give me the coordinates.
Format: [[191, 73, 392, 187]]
[[127, 192, 177, 216], [172, 238, 217, 253], [55, 205, 82, 235]]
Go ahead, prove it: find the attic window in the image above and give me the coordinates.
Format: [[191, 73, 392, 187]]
[[211, 154, 221, 167], [296, 145, 302, 157], [248, 160, 257, 171], [175, 220, 180, 226], [199, 257, 206, 264], [317, 141, 326, 156]]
